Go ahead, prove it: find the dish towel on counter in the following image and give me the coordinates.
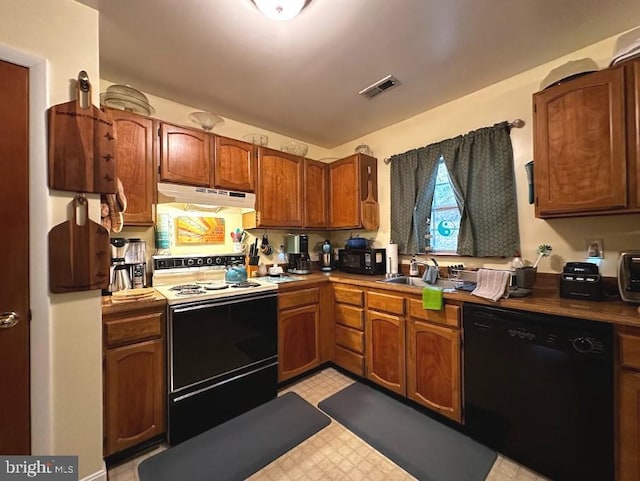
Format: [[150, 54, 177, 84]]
[[471, 269, 511, 302], [422, 285, 443, 310]]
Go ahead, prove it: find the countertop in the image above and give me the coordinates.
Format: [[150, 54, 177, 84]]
[[272, 271, 640, 328], [101, 271, 640, 328], [101, 292, 167, 316]]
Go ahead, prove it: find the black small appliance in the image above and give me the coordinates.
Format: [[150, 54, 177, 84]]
[[559, 262, 604, 300], [337, 247, 386, 275]]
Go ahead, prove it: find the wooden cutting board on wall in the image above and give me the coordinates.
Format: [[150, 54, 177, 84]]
[[48, 71, 117, 194], [49, 196, 110, 293]]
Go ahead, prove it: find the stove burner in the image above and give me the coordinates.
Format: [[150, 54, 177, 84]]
[[203, 284, 229, 291], [169, 284, 202, 291], [174, 288, 206, 296], [231, 281, 261, 288]]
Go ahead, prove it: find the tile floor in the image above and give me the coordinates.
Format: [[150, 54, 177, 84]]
[[107, 368, 550, 481]]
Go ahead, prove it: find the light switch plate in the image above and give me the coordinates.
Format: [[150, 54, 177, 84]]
[[585, 239, 604, 259]]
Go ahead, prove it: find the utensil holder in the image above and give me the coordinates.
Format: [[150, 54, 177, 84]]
[[515, 266, 537, 288]]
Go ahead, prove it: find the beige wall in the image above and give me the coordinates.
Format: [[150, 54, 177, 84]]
[[328, 31, 640, 277], [1, 0, 104, 479]]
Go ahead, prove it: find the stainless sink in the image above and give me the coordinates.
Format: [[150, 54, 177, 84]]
[[377, 276, 460, 290]]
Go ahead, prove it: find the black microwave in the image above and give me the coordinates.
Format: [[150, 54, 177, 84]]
[[337, 248, 386, 275]]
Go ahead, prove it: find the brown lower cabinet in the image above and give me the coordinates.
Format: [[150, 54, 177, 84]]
[[333, 284, 365, 376], [103, 302, 166, 457], [331, 282, 462, 424], [366, 290, 406, 396], [617, 325, 640, 481], [278, 283, 332, 382], [406, 300, 462, 421]]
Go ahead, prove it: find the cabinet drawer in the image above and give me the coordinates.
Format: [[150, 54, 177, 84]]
[[367, 290, 405, 316], [335, 324, 364, 353], [618, 328, 640, 370], [334, 345, 364, 376], [279, 287, 320, 310], [104, 312, 163, 347], [408, 300, 460, 328], [333, 286, 364, 306], [335, 304, 364, 330]]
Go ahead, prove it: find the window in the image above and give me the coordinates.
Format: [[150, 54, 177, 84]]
[[428, 158, 460, 253]]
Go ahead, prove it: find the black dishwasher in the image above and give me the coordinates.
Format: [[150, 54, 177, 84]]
[[463, 304, 613, 481]]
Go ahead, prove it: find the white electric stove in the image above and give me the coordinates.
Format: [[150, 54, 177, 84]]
[[152, 254, 278, 305], [153, 254, 280, 444]]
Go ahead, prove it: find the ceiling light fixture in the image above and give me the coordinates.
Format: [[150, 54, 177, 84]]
[[252, 0, 310, 21]]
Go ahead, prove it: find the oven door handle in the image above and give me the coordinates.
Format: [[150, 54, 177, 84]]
[[172, 361, 278, 403]]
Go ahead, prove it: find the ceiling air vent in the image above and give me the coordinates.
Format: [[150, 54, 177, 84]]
[[358, 74, 400, 99]]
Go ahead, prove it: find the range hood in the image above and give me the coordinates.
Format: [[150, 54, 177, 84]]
[[157, 182, 255, 211]]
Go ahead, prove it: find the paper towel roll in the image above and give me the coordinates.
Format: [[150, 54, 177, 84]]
[[386, 243, 398, 274]]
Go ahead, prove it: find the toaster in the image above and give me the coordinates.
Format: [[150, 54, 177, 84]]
[[618, 252, 640, 303], [559, 262, 604, 301]]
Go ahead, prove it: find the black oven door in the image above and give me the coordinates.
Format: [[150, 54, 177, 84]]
[[167, 291, 278, 444]]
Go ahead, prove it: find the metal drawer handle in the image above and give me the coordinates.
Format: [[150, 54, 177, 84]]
[[0, 312, 19, 329]]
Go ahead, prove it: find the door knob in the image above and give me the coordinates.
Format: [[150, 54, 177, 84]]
[[0, 312, 20, 329]]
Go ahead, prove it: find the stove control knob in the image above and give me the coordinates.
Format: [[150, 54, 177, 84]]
[[215, 257, 223, 265], [187, 258, 195, 267], [196, 258, 204, 266], [206, 257, 213, 265]]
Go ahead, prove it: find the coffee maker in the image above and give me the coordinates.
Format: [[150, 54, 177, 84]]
[[319, 240, 334, 271], [125, 238, 147, 289], [286, 234, 312, 274], [110, 238, 132, 292]]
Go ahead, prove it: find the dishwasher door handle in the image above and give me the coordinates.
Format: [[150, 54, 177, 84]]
[[471, 322, 493, 329]]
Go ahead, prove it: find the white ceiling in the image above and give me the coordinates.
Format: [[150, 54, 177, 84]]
[[77, 0, 640, 148]]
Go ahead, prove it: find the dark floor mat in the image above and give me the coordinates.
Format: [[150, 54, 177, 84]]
[[318, 382, 496, 481], [139, 392, 330, 481]]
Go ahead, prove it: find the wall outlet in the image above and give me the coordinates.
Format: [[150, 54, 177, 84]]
[[585, 239, 604, 259]]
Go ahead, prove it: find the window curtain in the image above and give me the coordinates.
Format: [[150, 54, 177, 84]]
[[390, 141, 455, 254], [390, 121, 520, 257]]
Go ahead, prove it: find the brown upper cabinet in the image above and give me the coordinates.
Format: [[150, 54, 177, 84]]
[[255, 147, 304, 227], [329, 153, 378, 229], [213, 136, 256, 192], [109, 109, 155, 225], [533, 59, 640, 218], [159, 122, 211, 187], [304, 159, 329, 228]]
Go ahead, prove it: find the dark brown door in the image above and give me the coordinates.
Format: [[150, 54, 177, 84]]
[[0, 59, 30, 453]]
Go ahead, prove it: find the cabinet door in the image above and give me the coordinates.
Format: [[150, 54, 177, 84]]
[[104, 339, 165, 456], [110, 110, 155, 225], [365, 310, 405, 396], [304, 159, 328, 228], [632, 60, 640, 209], [406, 320, 461, 422], [213, 136, 255, 192], [329, 155, 361, 228], [533, 68, 627, 217], [257, 148, 303, 227], [619, 369, 640, 481], [159, 122, 211, 186], [278, 304, 320, 381]]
